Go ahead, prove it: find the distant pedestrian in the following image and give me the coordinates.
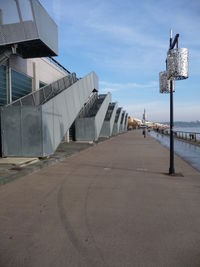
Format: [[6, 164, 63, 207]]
[[143, 129, 146, 138]]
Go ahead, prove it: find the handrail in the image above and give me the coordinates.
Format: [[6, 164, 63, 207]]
[[175, 130, 200, 135], [4, 72, 76, 107], [78, 92, 98, 118], [156, 128, 200, 143]]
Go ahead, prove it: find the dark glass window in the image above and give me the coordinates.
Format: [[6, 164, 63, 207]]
[[11, 69, 32, 101], [0, 65, 6, 106]]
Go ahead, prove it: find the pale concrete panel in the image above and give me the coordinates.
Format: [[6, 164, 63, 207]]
[[42, 72, 99, 155], [75, 93, 111, 141], [99, 102, 118, 138], [119, 111, 126, 133], [112, 108, 123, 136]]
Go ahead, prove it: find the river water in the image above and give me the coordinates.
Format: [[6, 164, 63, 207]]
[[174, 126, 200, 133], [149, 130, 200, 172], [165, 127, 200, 141]]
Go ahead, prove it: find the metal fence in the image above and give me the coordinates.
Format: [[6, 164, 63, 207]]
[[174, 130, 200, 142], [157, 129, 200, 143]]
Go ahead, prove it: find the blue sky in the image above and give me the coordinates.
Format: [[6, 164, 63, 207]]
[[41, 0, 200, 122]]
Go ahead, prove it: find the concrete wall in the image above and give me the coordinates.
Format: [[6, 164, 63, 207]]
[[112, 108, 123, 136], [95, 93, 111, 139], [75, 93, 111, 141], [99, 102, 118, 138], [124, 113, 128, 131], [119, 111, 126, 133], [42, 72, 99, 155]]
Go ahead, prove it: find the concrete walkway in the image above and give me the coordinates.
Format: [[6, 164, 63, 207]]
[[0, 130, 200, 267]]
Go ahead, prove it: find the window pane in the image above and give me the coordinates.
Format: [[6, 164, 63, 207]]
[[0, 65, 7, 106], [18, 0, 33, 21], [0, 0, 20, 25], [11, 69, 32, 101]]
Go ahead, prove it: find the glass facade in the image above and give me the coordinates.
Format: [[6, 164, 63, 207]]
[[0, 0, 20, 25], [11, 69, 32, 102], [0, 65, 6, 106]]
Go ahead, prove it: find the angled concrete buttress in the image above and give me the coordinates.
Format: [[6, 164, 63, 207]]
[[119, 110, 126, 133], [112, 107, 123, 136], [124, 113, 128, 131], [75, 93, 111, 141], [1, 72, 98, 157], [99, 102, 118, 138]]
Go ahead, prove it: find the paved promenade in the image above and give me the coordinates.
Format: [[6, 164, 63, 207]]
[[0, 130, 200, 267]]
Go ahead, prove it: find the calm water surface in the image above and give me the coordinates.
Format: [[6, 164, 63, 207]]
[[149, 130, 200, 172], [174, 127, 200, 133]]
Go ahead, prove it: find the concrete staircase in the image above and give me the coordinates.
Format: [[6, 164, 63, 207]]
[[1, 72, 99, 157]]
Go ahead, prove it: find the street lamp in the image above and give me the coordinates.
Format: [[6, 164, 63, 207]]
[[159, 30, 188, 175]]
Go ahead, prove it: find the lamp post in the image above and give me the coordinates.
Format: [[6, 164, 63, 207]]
[[168, 30, 178, 175], [159, 29, 188, 175]]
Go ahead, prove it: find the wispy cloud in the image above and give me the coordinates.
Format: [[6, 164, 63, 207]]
[[100, 80, 158, 93], [40, 0, 200, 121]]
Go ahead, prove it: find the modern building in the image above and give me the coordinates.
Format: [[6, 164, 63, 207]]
[[0, 0, 127, 157], [0, 0, 62, 106]]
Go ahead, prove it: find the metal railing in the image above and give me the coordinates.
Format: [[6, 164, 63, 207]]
[[105, 103, 115, 121], [87, 95, 106, 117], [7, 72, 77, 107], [78, 92, 98, 118], [174, 130, 200, 142], [156, 129, 200, 143]]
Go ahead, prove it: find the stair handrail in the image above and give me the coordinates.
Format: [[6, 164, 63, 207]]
[[4, 72, 77, 107]]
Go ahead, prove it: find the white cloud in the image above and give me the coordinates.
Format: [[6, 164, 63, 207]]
[[100, 80, 158, 92], [40, 0, 200, 122]]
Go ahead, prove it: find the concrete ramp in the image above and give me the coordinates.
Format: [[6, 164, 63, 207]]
[[75, 93, 111, 141], [1, 72, 98, 157], [112, 107, 123, 135], [99, 102, 118, 138]]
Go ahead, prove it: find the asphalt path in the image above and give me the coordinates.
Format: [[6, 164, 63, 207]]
[[0, 130, 200, 267]]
